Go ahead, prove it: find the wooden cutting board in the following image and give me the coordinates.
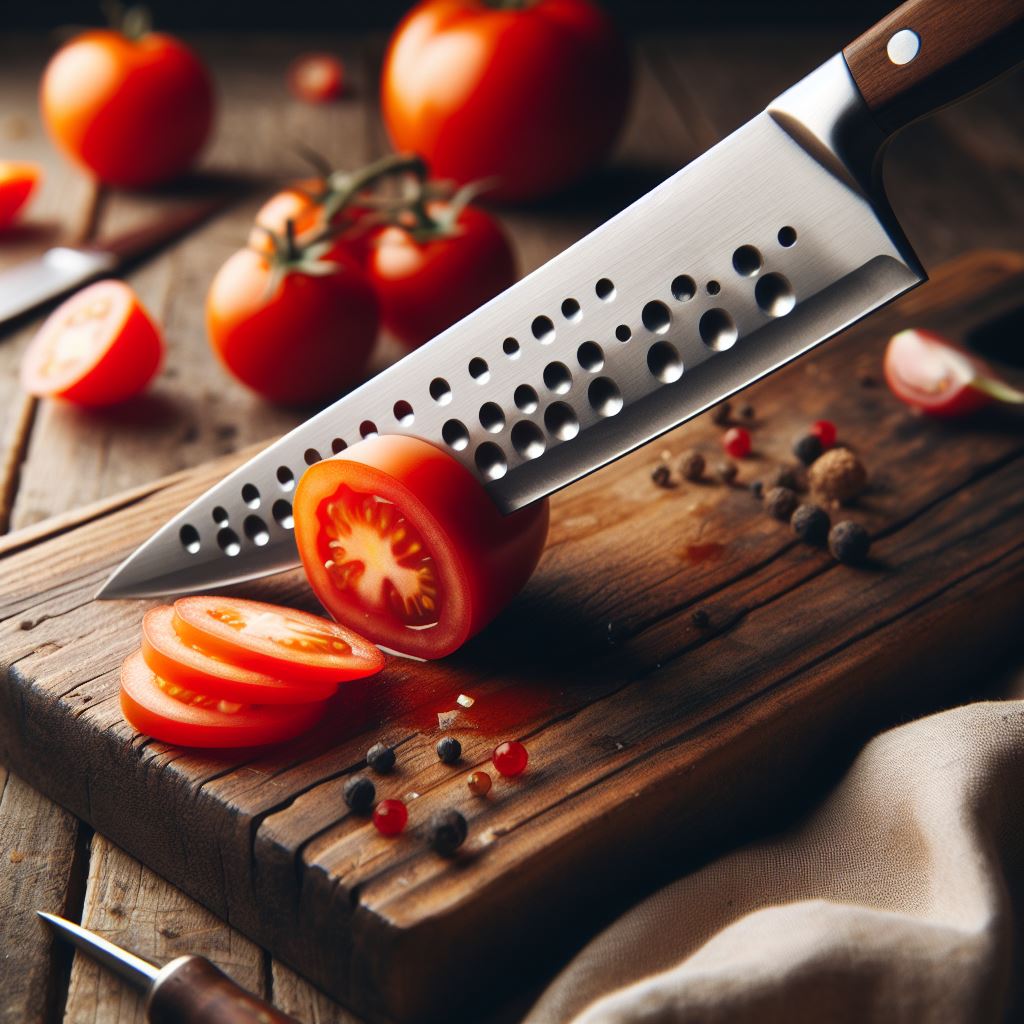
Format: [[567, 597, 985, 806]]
[[2, 250, 1022, 1024]]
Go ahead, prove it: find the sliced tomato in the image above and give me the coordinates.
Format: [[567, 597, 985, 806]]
[[294, 435, 549, 659], [120, 650, 327, 749], [0, 161, 41, 229], [171, 596, 384, 685], [21, 279, 163, 406], [884, 328, 1024, 418], [142, 605, 338, 704]]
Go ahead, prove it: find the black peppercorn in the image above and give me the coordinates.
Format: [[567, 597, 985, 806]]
[[829, 521, 871, 565], [436, 736, 462, 764], [680, 451, 705, 482], [651, 464, 672, 488], [716, 461, 738, 484], [343, 775, 376, 815], [711, 401, 732, 426], [764, 486, 799, 522], [427, 808, 468, 856], [750, 480, 764, 500], [790, 503, 830, 544], [691, 608, 710, 627], [770, 464, 805, 492], [793, 433, 824, 466], [366, 742, 396, 774], [740, 403, 755, 421]]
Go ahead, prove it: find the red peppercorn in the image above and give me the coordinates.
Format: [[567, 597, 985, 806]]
[[467, 770, 492, 796], [722, 427, 751, 459], [372, 799, 408, 836], [492, 740, 529, 777], [810, 419, 837, 449]]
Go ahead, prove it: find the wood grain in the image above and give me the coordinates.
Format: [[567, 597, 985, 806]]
[[843, 0, 1024, 135], [1, 252, 1022, 1023], [64, 836, 267, 1024]]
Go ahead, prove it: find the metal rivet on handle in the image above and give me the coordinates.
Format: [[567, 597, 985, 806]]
[[887, 29, 920, 66]]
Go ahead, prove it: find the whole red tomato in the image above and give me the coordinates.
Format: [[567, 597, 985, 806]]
[[381, 0, 631, 202], [41, 27, 214, 187], [206, 245, 378, 405], [368, 202, 516, 349]]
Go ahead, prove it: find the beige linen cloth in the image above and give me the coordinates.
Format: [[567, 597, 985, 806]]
[[526, 676, 1024, 1024]]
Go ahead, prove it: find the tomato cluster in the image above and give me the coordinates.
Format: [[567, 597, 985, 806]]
[[207, 156, 517, 405], [120, 596, 384, 748]]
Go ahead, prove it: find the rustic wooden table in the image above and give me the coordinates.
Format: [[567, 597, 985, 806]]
[[0, 27, 1021, 1024]]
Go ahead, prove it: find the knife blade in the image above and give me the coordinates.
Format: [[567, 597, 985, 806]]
[[100, 0, 1023, 601], [0, 192, 237, 329], [38, 911, 301, 1023]]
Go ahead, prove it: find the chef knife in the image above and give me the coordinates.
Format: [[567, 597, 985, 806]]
[[0, 192, 236, 329], [100, 0, 1024, 600], [37, 911, 300, 1024]]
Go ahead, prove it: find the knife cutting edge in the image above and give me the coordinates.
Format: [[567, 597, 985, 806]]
[[37, 911, 300, 1024], [100, 0, 1024, 601], [0, 190, 238, 330]]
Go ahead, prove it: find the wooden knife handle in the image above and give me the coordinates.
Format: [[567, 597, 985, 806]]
[[148, 956, 300, 1024], [843, 0, 1024, 135]]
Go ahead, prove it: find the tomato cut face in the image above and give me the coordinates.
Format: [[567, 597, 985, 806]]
[[120, 651, 327, 749], [294, 435, 549, 659], [142, 605, 338, 704], [171, 596, 384, 685], [21, 279, 163, 406]]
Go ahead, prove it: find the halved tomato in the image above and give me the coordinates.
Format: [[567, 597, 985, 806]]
[[294, 435, 549, 659], [120, 650, 327, 749], [0, 161, 41, 229], [172, 596, 384, 685], [21, 279, 163, 406], [141, 605, 338, 704]]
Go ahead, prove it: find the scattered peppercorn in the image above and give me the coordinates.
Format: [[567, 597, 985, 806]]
[[810, 419, 837, 449], [366, 742, 396, 774], [790, 503, 831, 544], [343, 775, 376, 815], [770, 464, 805, 492], [691, 608, 710, 627], [372, 799, 408, 836], [711, 401, 732, 425], [828, 521, 871, 564], [426, 808, 468, 856], [436, 736, 462, 764], [750, 480, 764, 500], [722, 426, 751, 458], [793, 433, 824, 466], [651, 464, 672, 488], [467, 771, 492, 796], [716, 461, 738, 484], [764, 486, 799, 522], [809, 448, 867, 504], [740, 403, 755, 420], [858, 371, 877, 388], [680, 451, 705, 482]]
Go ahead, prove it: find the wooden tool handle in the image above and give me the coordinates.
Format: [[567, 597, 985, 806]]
[[843, 0, 1024, 135], [148, 956, 300, 1024]]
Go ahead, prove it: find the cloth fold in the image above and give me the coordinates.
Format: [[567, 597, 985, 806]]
[[525, 694, 1024, 1024]]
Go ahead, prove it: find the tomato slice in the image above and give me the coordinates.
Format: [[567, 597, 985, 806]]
[[120, 650, 327, 749], [20, 279, 163, 406], [171, 596, 384, 685], [0, 160, 41, 229], [294, 435, 549, 659], [142, 605, 339, 704]]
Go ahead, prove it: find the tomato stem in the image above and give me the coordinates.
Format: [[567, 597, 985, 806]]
[[973, 374, 1024, 405]]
